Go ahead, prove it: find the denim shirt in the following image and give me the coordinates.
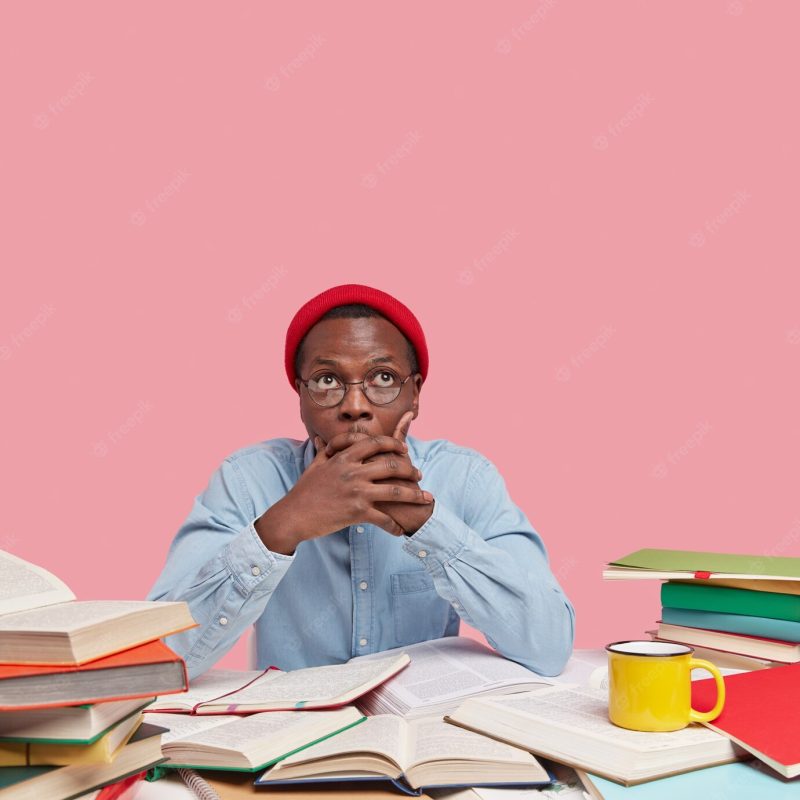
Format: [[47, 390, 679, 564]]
[[147, 435, 575, 679]]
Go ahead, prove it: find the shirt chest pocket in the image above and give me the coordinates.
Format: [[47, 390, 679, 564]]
[[390, 570, 451, 647]]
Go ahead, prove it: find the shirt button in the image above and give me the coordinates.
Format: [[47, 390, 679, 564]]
[[418, 550, 427, 558], [359, 581, 368, 591], [453, 602, 461, 610], [219, 616, 228, 626], [251, 566, 261, 576], [359, 637, 368, 647], [356, 526, 365, 533]]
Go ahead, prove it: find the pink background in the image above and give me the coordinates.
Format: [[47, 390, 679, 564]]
[[2, 3, 798, 670]]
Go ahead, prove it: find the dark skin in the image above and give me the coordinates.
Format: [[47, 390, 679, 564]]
[[254, 316, 435, 555]]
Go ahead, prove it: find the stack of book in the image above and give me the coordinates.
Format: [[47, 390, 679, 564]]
[[604, 548, 800, 670], [0, 548, 195, 798]]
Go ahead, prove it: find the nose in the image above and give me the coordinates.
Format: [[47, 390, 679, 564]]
[[338, 383, 373, 422]]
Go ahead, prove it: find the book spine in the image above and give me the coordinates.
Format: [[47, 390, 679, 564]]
[[661, 607, 800, 643], [661, 582, 800, 622]]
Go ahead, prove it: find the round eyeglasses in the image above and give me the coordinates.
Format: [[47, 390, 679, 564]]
[[298, 367, 414, 408]]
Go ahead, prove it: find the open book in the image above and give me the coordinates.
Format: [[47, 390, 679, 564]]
[[146, 707, 364, 772], [446, 685, 744, 786], [148, 652, 409, 714], [256, 714, 551, 796], [354, 637, 552, 719], [0, 549, 195, 664]]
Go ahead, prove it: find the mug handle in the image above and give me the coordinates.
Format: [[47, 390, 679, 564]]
[[688, 658, 726, 723]]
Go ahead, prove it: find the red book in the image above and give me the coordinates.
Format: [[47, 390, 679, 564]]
[[0, 639, 188, 710], [95, 770, 147, 800], [692, 662, 800, 778]]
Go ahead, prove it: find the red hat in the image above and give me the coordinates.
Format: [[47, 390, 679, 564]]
[[285, 284, 428, 391]]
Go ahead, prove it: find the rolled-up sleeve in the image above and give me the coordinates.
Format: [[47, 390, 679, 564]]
[[147, 457, 294, 679], [402, 455, 575, 676]]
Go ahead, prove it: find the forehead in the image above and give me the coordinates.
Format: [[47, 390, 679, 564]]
[[300, 316, 409, 369]]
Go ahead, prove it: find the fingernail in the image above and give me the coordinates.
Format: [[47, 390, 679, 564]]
[[423, 491, 433, 502], [402, 443, 408, 452], [416, 469, 423, 480]]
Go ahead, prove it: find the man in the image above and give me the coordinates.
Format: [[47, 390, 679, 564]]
[[148, 284, 575, 679]]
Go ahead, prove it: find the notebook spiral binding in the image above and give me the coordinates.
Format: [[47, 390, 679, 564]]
[[177, 767, 222, 800]]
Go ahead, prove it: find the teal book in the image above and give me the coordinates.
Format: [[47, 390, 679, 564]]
[[584, 760, 799, 798], [661, 607, 800, 642], [661, 582, 800, 622]]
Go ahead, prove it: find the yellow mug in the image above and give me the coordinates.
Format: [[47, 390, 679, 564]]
[[606, 640, 726, 732]]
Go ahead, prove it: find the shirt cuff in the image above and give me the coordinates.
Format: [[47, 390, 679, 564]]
[[401, 499, 471, 575], [221, 521, 294, 596]]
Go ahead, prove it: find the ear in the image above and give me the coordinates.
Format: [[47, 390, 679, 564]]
[[411, 374, 421, 419]]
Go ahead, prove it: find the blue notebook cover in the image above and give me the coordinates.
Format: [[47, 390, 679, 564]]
[[586, 761, 800, 798], [255, 772, 555, 796], [661, 607, 800, 643]]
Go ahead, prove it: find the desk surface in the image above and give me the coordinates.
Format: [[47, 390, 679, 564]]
[[137, 773, 436, 799]]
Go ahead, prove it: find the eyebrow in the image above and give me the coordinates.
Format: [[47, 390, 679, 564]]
[[310, 355, 397, 368]]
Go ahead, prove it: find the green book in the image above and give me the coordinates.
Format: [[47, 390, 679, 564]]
[[661, 582, 800, 622], [606, 548, 800, 580]]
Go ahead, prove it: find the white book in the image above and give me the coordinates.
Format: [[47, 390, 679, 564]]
[[148, 652, 410, 714], [446, 685, 744, 786], [354, 637, 552, 719], [0, 549, 195, 664], [0, 696, 153, 744]]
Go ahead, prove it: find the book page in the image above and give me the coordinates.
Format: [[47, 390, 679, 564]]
[[407, 715, 535, 767], [208, 654, 406, 708], [278, 714, 407, 769], [144, 712, 238, 744], [0, 549, 75, 616], [359, 638, 549, 707], [485, 686, 728, 752], [151, 669, 263, 710], [0, 599, 179, 632], [165, 710, 350, 751]]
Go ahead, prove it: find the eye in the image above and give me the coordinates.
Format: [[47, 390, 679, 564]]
[[367, 369, 399, 387], [311, 373, 342, 389]]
